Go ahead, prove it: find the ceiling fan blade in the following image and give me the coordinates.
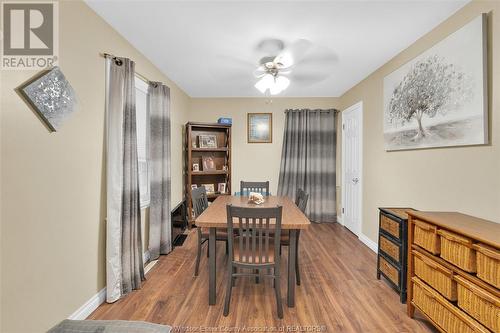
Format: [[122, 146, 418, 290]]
[[274, 39, 312, 68], [209, 55, 256, 83], [253, 65, 267, 78], [294, 45, 338, 68]]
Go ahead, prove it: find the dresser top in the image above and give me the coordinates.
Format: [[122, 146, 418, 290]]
[[380, 207, 416, 220], [408, 211, 500, 248]]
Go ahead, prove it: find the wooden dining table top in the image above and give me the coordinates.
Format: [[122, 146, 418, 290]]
[[195, 195, 311, 229]]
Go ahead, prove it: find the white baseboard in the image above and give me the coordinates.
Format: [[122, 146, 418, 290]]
[[68, 288, 106, 320], [358, 233, 378, 253], [336, 216, 343, 225], [68, 250, 152, 320]]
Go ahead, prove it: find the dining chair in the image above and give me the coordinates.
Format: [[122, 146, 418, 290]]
[[192, 187, 229, 277], [223, 205, 284, 319], [280, 188, 309, 285], [240, 181, 270, 196]]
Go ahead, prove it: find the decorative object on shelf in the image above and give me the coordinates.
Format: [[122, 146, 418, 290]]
[[192, 163, 200, 172], [191, 184, 198, 190], [19, 66, 77, 132], [222, 165, 228, 171], [377, 207, 416, 303], [192, 140, 197, 148], [199, 134, 217, 148], [218, 183, 226, 194], [384, 14, 488, 151], [218, 117, 232, 125], [407, 211, 500, 333], [248, 192, 265, 205], [202, 156, 216, 171], [202, 184, 215, 194], [248, 113, 272, 143]]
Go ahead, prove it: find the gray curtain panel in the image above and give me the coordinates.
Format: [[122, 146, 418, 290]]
[[106, 56, 145, 303], [277, 109, 338, 223], [148, 82, 172, 260]]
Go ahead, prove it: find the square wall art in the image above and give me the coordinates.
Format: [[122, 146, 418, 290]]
[[21, 67, 77, 132]]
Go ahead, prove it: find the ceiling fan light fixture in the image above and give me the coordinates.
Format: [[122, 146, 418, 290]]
[[254, 73, 274, 93], [270, 75, 290, 95]]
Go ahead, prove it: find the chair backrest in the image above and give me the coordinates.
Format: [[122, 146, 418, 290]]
[[240, 181, 270, 196], [295, 188, 309, 213], [226, 205, 282, 265], [191, 186, 209, 218]]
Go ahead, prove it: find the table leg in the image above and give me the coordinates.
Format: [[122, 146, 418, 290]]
[[209, 227, 216, 305], [287, 229, 297, 307]]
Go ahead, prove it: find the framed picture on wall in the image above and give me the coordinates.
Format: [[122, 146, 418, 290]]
[[248, 113, 272, 143]]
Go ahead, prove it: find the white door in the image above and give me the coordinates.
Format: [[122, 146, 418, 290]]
[[341, 102, 363, 236]]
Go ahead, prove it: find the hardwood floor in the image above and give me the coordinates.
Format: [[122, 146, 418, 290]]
[[89, 223, 436, 332]]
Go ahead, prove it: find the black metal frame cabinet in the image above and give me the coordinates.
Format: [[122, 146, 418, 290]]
[[377, 207, 416, 303]]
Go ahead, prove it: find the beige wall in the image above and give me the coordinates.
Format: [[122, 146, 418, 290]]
[[339, 0, 500, 243], [188, 98, 340, 196], [0, 1, 189, 332]]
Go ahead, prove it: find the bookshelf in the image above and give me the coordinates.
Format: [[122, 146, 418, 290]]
[[185, 122, 232, 224]]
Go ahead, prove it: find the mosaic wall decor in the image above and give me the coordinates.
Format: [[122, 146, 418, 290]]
[[21, 67, 77, 131]]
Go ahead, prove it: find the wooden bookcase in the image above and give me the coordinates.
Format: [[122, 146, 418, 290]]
[[185, 122, 232, 225]]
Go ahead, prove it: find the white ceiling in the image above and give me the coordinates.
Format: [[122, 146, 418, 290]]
[[86, 1, 469, 97]]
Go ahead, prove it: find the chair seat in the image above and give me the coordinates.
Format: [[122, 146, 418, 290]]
[[233, 237, 276, 264]]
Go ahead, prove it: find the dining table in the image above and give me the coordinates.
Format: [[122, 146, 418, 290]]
[[195, 195, 310, 307]]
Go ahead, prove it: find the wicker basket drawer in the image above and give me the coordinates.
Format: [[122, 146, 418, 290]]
[[473, 243, 500, 289], [413, 250, 457, 301], [438, 230, 476, 273], [414, 220, 440, 254], [380, 214, 400, 240], [455, 275, 500, 333], [380, 256, 399, 286], [380, 234, 400, 263], [412, 277, 490, 333]]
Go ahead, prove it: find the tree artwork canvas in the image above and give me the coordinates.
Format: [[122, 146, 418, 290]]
[[383, 14, 488, 151]]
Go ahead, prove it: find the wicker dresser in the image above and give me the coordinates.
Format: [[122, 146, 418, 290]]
[[377, 208, 416, 303], [407, 211, 500, 333]]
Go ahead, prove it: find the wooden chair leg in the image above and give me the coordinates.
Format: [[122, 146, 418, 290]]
[[194, 232, 202, 277], [223, 263, 233, 316], [296, 231, 301, 285], [232, 266, 237, 287], [254, 269, 259, 284], [274, 274, 283, 319]]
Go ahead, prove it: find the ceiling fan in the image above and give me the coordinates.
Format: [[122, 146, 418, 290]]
[[212, 38, 337, 95]]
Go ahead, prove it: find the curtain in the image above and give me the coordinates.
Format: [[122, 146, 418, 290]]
[[148, 82, 172, 260], [106, 56, 145, 303], [277, 109, 337, 223]]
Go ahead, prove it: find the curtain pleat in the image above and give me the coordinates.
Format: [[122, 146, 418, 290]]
[[106, 57, 145, 303], [148, 83, 172, 260], [277, 109, 337, 223]]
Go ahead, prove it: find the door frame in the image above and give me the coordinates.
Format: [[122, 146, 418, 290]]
[[341, 101, 363, 237]]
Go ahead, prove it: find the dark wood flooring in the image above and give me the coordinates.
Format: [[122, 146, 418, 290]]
[[89, 223, 436, 332]]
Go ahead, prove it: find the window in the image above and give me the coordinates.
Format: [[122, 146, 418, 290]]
[[135, 76, 150, 208]]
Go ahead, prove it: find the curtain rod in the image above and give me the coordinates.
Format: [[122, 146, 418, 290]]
[[101, 52, 152, 84], [285, 109, 339, 113]]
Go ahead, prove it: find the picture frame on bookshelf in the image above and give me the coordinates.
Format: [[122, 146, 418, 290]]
[[192, 163, 200, 172], [202, 184, 215, 194], [202, 156, 216, 171], [199, 134, 217, 148], [218, 183, 226, 194], [191, 184, 198, 190]]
